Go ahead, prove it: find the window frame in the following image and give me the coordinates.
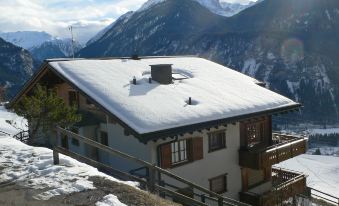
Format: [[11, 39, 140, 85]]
[[245, 121, 264, 147], [209, 173, 228, 194], [68, 90, 79, 108], [171, 139, 189, 165], [100, 131, 108, 146], [208, 130, 226, 153]]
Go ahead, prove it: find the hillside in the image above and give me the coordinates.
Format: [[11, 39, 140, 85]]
[[0, 106, 178, 206], [0, 38, 35, 99], [78, 0, 339, 124]]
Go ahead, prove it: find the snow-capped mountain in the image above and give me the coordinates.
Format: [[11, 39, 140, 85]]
[[30, 38, 83, 62], [220, 1, 258, 16], [86, 11, 134, 46], [0, 31, 54, 50], [137, 0, 256, 17], [0, 31, 83, 62], [78, 0, 339, 124]]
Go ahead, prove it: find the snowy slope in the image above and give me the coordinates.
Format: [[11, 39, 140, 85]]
[[0, 107, 137, 201], [0, 31, 55, 50], [0, 105, 27, 136], [277, 154, 339, 198]]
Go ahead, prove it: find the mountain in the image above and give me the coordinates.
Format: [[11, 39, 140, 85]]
[[86, 11, 134, 46], [30, 38, 83, 62], [0, 38, 35, 99], [220, 1, 258, 16], [77, 0, 339, 124], [0, 31, 83, 62], [0, 31, 54, 50]]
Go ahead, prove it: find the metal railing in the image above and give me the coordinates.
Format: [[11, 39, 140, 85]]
[[54, 126, 249, 206]]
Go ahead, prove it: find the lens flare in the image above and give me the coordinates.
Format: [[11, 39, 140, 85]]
[[281, 38, 304, 63]]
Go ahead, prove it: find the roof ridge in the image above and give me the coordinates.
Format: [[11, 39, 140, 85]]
[[44, 55, 199, 62]]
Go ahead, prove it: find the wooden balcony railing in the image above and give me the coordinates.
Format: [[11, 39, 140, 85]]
[[240, 168, 307, 206], [239, 133, 307, 169]]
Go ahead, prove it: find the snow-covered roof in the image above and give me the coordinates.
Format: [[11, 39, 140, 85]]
[[47, 57, 299, 135]]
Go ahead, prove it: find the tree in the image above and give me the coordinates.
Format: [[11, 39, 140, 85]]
[[313, 148, 321, 155], [14, 84, 81, 144], [0, 85, 6, 103]]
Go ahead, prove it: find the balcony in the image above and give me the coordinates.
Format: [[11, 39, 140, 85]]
[[239, 133, 308, 170], [239, 168, 307, 206]]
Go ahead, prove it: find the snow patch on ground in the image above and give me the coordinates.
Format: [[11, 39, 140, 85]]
[[0, 105, 27, 136], [96, 194, 127, 206], [277, 154, 339, 198], [0, 107, 138, 200]]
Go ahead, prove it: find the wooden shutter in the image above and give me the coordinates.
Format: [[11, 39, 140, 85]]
[[192, 137, 203, 161], [160, 143, 172, 169]]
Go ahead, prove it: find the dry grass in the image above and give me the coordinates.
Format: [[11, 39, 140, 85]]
[[58, 176, 181, 206]]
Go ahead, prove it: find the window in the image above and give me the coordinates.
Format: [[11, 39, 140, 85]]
[[68, 91, 78, 107], [246, 122, 264, 147], [209, 174, 227, 194], [71, 138, 80, 146], [171, 139, 188, 164], [100, 131, 108, 146], [160, 137, 203, 169], [208, 130, 226, 152]]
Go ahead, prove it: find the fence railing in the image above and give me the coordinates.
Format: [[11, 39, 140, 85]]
[[308, 187, 339, 205], [240, 168, 307, 206], [12, 130, 29, 143], [54, 126, 249, 206], [239, 134, 307, 169]]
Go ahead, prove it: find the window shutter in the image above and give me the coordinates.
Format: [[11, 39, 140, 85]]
[[192, 137, 203, 161], [160, 143, 172, 169]]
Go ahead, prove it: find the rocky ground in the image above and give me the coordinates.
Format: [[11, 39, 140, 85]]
[[0, 175, 180, 206]]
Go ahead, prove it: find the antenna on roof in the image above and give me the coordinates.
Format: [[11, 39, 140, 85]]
[[68, 26, 75, 59]]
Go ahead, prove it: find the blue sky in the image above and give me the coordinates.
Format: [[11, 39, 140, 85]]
[[0, 0, 255, 44]]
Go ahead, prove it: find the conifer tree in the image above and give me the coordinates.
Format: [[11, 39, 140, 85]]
[[14, 84, 81, 144]]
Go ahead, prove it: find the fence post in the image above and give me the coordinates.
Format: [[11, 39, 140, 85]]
[[53, 127, 60, 165], [53, 149, 59, 165], [218, 197, 223, 206], [200, 194, 206, 203], [148, 164, 156, 193]]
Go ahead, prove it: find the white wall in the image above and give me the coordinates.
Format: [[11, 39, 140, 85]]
[[75, 121, 243, 201], [99, 122, 154, 173], [153, 123, 242, 200]]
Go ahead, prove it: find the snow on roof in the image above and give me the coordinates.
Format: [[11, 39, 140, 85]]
[[49, 57, 299, 134]]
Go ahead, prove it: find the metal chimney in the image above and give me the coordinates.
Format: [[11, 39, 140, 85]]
[[150, 64, 172, 84]]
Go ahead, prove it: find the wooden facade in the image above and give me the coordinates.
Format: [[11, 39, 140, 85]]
[[239, 168, 307, 206], [239, 134, 307, 170]]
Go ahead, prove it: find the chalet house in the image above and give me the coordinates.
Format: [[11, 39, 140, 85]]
[[10, 56, 308, 206]]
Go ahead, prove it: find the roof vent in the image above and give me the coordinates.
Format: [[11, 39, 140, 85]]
[[150, 64, 172, 84], [131, 54, 140, 60]]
